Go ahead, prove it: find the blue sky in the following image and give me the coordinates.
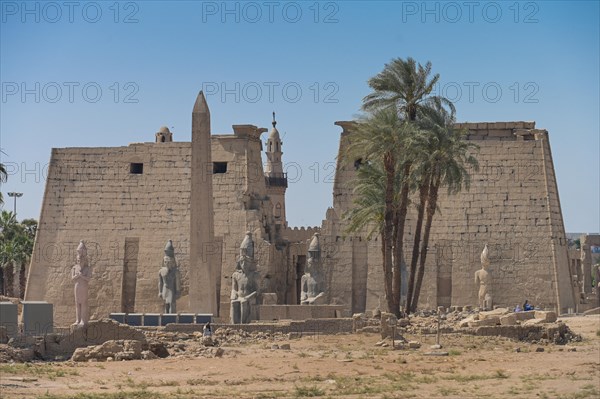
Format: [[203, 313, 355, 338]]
[[1, 0, 598, 233]]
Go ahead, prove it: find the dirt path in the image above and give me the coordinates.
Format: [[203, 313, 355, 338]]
[[1, 315, 599, 399]]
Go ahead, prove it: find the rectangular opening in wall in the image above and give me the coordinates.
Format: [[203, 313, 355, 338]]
[[130, 163, 144, 174], [213, 162, 227, 174]]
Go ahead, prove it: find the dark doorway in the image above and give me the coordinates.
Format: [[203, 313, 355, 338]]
[[295, 255, 306, 304]]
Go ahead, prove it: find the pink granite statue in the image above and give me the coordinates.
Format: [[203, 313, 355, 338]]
[[474, 244, 492, 310], [71, 241, 92, 326]]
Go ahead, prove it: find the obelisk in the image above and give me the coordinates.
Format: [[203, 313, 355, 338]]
[[189, 91, 217, 314]]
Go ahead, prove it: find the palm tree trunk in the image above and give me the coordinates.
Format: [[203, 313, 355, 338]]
[[391, 207, 400, 315], [4, 264, 14, 297], [411, 175, 441, 312], [393, 162, 411, 317], [405, 175, 430, 314], [19, 262, 26, 299], [383, 153, 396, 314]]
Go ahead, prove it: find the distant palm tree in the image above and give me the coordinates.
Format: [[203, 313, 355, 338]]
[[408, 103, 479, 312], [0, 211, 36, 298]]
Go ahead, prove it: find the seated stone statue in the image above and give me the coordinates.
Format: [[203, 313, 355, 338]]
[[71, 240, 92, 327], [159, 240, 181, 314], [301, 233, 326, 305], [474, 244, 492, 310], [230, 231, 259, 324]]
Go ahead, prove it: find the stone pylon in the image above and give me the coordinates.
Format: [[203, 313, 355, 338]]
[[189, 91, 218, 315]]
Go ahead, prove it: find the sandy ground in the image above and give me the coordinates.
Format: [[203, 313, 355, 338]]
[[1, 315, 599, 399]]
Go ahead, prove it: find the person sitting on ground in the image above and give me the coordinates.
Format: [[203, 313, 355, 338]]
[[515, 304, 522, 312], [523, 300, 534, 311]]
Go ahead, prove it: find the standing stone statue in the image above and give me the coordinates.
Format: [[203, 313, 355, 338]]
[[158, 240, 182, 314], [71, 240, 92, 327], [474, 244, 492, 310], [301, 233, 326, 305], [230, 231, 259, 324]]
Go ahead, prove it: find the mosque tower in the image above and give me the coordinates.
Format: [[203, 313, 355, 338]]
[[264, 112, 288, 230]]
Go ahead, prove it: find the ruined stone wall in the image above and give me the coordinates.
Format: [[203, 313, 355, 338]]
[[324, 121, 576, 313], [282, 226, 320, 243]]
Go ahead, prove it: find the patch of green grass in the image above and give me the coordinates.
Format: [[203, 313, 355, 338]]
[[494, 369, 510, 379], [186, 378, 219, 386], [300, 374, 325, 383], [442, 372, 497, 382], [561, 384, 600, 399], [40, 390, 163, 399], [294, 385, 325, 397], [0, 363, 79, 380], [448, 349, 461, 356], [439, 387, 459, 396], [521, 373, 553, 382], [596, 329, 600, 337]]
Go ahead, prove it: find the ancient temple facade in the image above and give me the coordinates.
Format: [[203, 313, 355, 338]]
[[25, 95, 576, 325]]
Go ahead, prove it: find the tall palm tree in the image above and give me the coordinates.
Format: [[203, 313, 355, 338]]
[[342, 108, 410, 315], [363, 57, 454, 120], [362, 57, 453, 316], [408, 104, 479, 312]]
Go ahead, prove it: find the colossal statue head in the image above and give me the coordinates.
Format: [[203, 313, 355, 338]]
[[240, 231, 254, 259], [76, 240, 88, 267], [481, 244, 490, 269]]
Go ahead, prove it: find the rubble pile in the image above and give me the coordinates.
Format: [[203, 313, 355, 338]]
[[71, 340, 156, 362], [353, 307, 583, 345]]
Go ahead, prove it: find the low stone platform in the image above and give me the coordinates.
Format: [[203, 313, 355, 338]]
[[109, 313, 212, 327], [164, 318, 354, 336], [257, 305, 346, 321]]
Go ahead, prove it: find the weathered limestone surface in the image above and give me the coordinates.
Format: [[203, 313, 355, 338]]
[[324, 122, 575, 314], [25, 115, 575, 325], [26, 114, 287, 325]]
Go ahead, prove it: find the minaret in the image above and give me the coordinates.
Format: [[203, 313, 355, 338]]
[[264, 112, 288, 228], [189, 91, 217, 315]]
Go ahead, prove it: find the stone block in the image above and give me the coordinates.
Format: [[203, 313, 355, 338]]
[[534, 311, 557, 323], [196, 314, 212, 324], [161, 314, 177, 326], [0, 302, 19, 337], [22, 301, 53, 335], [500, 314, 518, 326], [262, 293, 278, 305], [109, 313, 126, 324], [126, 314, 143, 326], [143, 314, 160, 326], [468, 317, 500, 327], [523, 318, 545, 326], [479, 308, 509, 320], [45, 319, 146, 359], [178, 313, 195, 323], [257, 305, 344, 321]]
